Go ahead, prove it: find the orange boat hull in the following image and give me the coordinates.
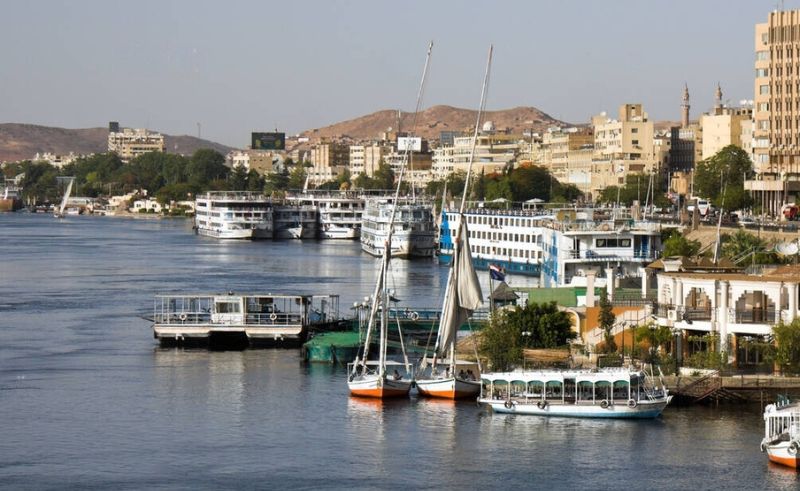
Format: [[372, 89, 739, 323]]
[[768, 453, 799, 469], [349, 386, 410, 399]]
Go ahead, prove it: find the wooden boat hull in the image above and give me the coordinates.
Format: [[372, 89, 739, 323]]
[[348, 375, 412, 399], [480, 396, 672, 419], [766, 442, 800, 469], [416, 377, 481, 400]]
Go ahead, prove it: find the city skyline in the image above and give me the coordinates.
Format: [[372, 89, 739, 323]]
[[0, 0, 790, 147]]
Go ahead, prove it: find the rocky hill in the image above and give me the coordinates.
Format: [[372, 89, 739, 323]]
[[0, 123, 233, 163], [302, 105, 572, 141]]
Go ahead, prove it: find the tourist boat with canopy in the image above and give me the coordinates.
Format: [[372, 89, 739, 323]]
[[415, 45, 491, 400], [347, 42, 433, 399], [761, 396, 800, 468], [478, 368, 672, 418]]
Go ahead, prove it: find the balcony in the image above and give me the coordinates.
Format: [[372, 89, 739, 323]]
[[732, 309, 777, 324]]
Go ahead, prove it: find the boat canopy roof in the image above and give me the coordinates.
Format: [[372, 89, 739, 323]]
[[481, 369, 643, 384], [363, 360, 408, 366]]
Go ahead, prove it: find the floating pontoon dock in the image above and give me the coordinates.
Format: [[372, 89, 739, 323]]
[[153, 293, 340, 347]]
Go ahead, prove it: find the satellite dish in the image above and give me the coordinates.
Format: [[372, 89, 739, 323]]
[[775, 241, 799, 256]]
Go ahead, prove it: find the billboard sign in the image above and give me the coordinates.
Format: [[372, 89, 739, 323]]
[[397, 136, 422, 152], [251, 132, 285, 150]]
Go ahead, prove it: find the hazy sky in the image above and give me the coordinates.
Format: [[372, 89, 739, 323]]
[[0, 1, 789, 147]]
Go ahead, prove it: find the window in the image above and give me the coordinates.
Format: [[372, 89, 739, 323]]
[[758, 102, 770, 112], [756, 68, 769, 77], [760, 85, 770, 95], [756, 50, 770, 61], [631, 128, 638, 133]]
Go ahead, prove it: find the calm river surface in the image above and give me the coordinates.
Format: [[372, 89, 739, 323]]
[[0, 213, 797, 490]]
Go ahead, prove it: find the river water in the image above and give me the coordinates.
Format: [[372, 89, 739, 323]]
[[0, 213, 796, 490]]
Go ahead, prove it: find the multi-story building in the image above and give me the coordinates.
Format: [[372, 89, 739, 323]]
[[700, 85, 754, 160], [107, 122, 166, 161], [348, 144, 386, 177], [747, 9, 800, 215], [592, 104, 657, 168], [228, 150, 281, 174], [309, 141, 349, 185], [32, 152, 81, 169], [539, 128, 593, 182]]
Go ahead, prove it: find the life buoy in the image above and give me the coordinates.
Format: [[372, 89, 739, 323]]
[[537, 400, 548, 409], [179, 313, 188, 321], [628, 399, 637, 409], [410, 312, 420, 321], [504, 400, 513, 409], [270, 313, 278, 321], [600, 399, 609, 409], [789, 441, 800, 456]]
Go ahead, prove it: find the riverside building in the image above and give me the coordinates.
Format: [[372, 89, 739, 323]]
[[107, 122, 166, 161], [747, 9, 800, 215]]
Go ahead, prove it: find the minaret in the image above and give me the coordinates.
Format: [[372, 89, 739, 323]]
[[681, 83, 690, 128], [714, 82, 723, 111]]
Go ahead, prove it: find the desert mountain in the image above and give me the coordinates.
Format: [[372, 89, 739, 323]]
[[302, 105, 571, 141], [0, 123, 233, 163]]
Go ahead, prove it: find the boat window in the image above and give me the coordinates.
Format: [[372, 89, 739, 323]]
[[545, 380, 563, 400], [510, 380, 526, 396], [216, 302, 240, 313], [527, 381, 544, 397], [595, 380, 612, 401], [577, 381, 594, 401], [613, 380, 630, 401]]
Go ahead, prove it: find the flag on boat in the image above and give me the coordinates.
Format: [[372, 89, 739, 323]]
[[489, 264, 505, 281]]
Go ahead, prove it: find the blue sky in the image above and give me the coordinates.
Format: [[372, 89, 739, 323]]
[[0, 0, 787, 147]]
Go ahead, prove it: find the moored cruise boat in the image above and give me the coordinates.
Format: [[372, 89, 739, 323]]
[[438, 207, 663, 286], [287, 192, 365, 239], [479, 368, 672, 418], [0, 182, 23, 212], [361, 197, 436, 258], [761, 397, 800, 468], [273, 204, 318, 239], [194, 191, 273, 239]]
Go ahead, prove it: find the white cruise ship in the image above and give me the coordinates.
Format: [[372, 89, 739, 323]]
[[438, 207, 662, 286], [273, 204, 318, 239], [194, 191, 273, 239], [361, 197, 436, 258], [287, 192, 364, 239]]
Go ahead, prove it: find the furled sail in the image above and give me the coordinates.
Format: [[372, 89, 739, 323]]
[[436, 219, 482, 356]]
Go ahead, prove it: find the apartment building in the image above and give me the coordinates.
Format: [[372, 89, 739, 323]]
[[700, 86, 754, 160], [748, 9, 800, 215], [348, 144, 385, 177], [107, 122, 166, 161], [309, 141, 349, 185]]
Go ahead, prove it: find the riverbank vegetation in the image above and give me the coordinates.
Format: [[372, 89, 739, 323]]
[[479, 302, 575, 371]]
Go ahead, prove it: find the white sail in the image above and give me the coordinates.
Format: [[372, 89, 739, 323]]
[[57, 178, 74, 216]]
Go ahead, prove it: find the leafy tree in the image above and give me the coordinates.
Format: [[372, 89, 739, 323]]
[[265, 169, 289, 193], [187, 149, 228, 187], [479, 315, 522, 372], [287, 165, 307, 190], [372, 162, 395, 190], [721, 229, 779, 264], [337, 168, 351, 188], [126, 152, 167, 192], [484, 175, 513, 202], [598, 289, 617, 353], [662, 230, 701, 257], [246, 170, 265, 192], [156, 183, 197, 205], [772, 319, 800, 375], [598, 173, 669, 207], [694, 145, 753, 211], [508, 164, 552, 202], [634, 322, 674, 365], [479, 302, 575, 371], [229, 166, 249, 190]]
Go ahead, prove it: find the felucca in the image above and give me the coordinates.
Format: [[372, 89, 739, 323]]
[[347, 42, 433, 399], [415, 46, 492, 400]]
